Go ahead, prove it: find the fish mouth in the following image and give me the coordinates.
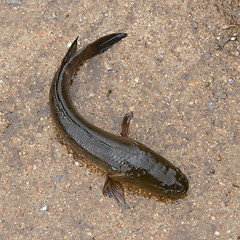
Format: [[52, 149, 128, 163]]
[[168, 181, 189, 198]]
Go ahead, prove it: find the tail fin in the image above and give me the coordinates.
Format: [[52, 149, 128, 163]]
[[60, 33, 127, 78], [88, 33, 127, 57]]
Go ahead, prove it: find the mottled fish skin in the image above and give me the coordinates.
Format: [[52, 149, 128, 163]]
[[49, 33, 189, 206]]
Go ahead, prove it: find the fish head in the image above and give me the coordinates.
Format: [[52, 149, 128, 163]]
[[130, 149, 189, 199]]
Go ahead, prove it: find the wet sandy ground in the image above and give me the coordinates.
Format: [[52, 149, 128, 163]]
[[1, 0, 240, 239]]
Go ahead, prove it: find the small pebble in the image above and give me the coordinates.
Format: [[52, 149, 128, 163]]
[[202, 52, 211, 60], [192, 22, 198, 29], [74, 161, 80, 166], [106, 65, 112, 70], [51, 175, 64, 182], [5, 0, 22, 4], [204, 166, 215, 175], [228, 78, 234, 84], [208, 101, 215, 110], [181, 74, 188, 79], [221, 192, 230, 204], [219, 92, 227, 99], [40, 205, 48, 211]]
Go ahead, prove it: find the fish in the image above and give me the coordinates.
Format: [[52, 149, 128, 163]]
[[49, 33, 189, 207]]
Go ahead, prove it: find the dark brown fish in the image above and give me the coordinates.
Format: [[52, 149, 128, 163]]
[[49, 33, 189, 207]]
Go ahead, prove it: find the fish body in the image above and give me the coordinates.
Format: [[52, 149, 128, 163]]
[[49, 33, 189, 206]]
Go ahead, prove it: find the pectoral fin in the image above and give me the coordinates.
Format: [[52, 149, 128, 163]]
[[102, 175, 129, 208]]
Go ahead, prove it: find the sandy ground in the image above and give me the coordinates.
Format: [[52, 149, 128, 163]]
[[1, 0, 240, 239]]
